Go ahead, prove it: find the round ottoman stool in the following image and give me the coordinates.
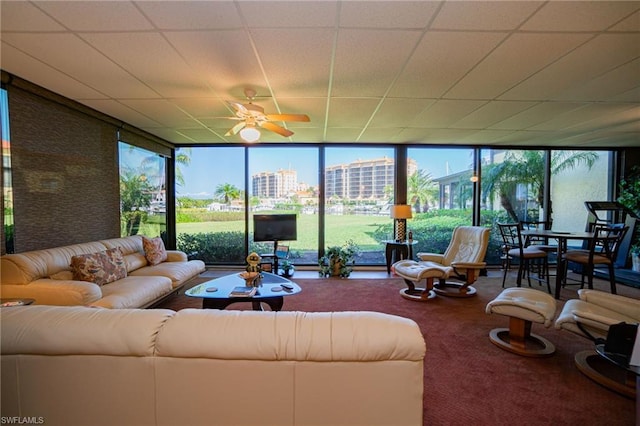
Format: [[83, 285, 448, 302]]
[[393, 260, 452, 301], [485, 287, 557, 357]]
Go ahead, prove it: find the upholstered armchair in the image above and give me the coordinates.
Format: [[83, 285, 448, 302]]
[[555, 289, 640, 397], [395, 226, 490, 300]]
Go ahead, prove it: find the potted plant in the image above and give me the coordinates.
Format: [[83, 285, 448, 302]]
[[318, 239, 360, 278], [280, 259, 294, 277], [630, 242, 640, 273], [617, 167, 640, 271]]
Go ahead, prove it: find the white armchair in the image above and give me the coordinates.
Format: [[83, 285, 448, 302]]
[[555, 289, 640, 397], [394, 226, 490, 300]]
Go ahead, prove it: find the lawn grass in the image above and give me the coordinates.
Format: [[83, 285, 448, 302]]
[[176, 214, 390, 251]]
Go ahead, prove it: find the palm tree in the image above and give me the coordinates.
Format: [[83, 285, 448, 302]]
[[215, 183, 241, 204], [120, 171, 153, 235], [483, 150, 598, 222], [407, 170, 438, 213]]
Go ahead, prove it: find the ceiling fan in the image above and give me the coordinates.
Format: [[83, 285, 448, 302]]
[[223, 88, 310, 141]]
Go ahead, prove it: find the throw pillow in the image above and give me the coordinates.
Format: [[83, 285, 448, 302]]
[[70, 248, 127, 286], [142, 236, 167, 266]]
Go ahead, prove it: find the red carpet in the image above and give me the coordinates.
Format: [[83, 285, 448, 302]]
[[157, 274, 638, 426]]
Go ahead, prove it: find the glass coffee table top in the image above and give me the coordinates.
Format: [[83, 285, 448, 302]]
[[185, 272, 301, 311]]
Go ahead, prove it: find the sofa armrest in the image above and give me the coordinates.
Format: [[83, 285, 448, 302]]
[[1, 279, 102, 306], [417, 252, 444, 263], [165, 251, 188, 262], [578, 290, 640, 321]]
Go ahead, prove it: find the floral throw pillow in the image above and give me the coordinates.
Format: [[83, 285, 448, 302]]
[[70, 248, 127, 286], [142, 236, 167, 266]]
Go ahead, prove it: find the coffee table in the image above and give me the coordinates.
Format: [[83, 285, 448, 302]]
[[185, 272, 301, 311]]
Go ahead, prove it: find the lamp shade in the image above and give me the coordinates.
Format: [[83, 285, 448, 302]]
[[239, 126, 260, 142], [390, 204, 412, 219]]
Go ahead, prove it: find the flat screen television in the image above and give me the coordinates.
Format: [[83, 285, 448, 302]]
[[253, 214, 297, 242]]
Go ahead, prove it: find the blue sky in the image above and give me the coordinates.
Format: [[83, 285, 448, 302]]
[[176, 146, 473, 198]]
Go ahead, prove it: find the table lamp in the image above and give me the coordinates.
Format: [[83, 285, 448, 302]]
[[390, 204, 412, 242]]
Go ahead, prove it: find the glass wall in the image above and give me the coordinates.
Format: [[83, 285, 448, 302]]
[[118, 142, 168, 240], [407, 148, 475, 255], [171, 145, 617, 268], [175, 147, 246, 264], [324, 147, 395, 265], [1, 89, 14, 254], [248, 147, 319, 266]]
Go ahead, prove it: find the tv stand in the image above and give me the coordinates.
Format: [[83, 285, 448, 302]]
[[260, 240, 281, 275]]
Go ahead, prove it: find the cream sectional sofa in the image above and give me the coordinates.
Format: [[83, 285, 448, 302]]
[[1, 305, 426, 426], [0, 236, 205, 308]]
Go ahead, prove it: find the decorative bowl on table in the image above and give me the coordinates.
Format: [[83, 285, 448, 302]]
[[239, 271, 261, 287]]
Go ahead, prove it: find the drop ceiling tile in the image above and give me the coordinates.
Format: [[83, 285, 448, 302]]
[[136, 1, 243, 29], [332, 29, 422, 97], [369, 98, 437, 127], [251, 28, 335, 97], [447, 33, 592, 100], [176, 128, 227, 143], [452, 101, 538, 129], [0, 2, 65, 31], [325, 128, 364, 142], [502, 33, 640, 101], [1, 43, 107, 99], [326, 98, 380, 127], [490, 102, 585, 130], [81, 32, 211, 98], [238, 1, 338, 28], [431, 1, 543, 31], [82, 99, 163, 128], [119, 99, 199, 127], [164, 30, 266, 97], [390, 31, 507, 98], [521, 1, 640, 31], [359, 128, 404, 142], [609, 9, 640, 31], [530, 103, 635, 131], [411, 100, 487, 128], [2, 33, 159, 99], [339, 1, 439, 28], [553, 58, 640, 102], [34, 1, 153, 31], [459, 129, 518, 144]]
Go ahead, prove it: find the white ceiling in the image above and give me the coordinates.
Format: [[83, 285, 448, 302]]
[[1, 0, 639, 147]]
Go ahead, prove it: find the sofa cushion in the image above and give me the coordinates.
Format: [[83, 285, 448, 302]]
[[129, 260, 205, 289], [142, 237, 167, 266], [49, 270, 74, 280], [70, 248, 127, 286], [90, 276, 173, 309]]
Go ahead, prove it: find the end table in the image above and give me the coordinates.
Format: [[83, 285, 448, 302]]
[[383, 240, 418, 274]]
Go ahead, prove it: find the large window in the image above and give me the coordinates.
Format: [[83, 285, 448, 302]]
[[172, 144, 618, 268], [118, 142, 168, 240], [407, 148, 475, 255], [248, 147, 319, 264], [324, 147, 394, 265], [1, 89, 13, 254], [175, 147, 245, 264]]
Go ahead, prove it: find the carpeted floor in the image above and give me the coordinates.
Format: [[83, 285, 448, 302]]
[[156, 271, 638, 426]]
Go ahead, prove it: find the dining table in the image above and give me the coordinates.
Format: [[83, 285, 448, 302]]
[[521, 229, 596, 299]]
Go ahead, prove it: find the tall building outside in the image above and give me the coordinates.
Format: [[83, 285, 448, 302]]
[[325, 157, 417, 200], [252, 169, 297, 198]]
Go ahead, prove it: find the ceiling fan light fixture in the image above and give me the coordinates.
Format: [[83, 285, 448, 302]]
[[239, 126, 260, 142]]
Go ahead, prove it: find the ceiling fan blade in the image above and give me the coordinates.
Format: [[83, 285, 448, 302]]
[[261, 122, 294, 137], [266, 114, 310, 122], [227, 101, 249, 114], [225, 121, 246, 136]]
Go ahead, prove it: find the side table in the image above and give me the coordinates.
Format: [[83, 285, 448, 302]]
[[383, 240, 418, 274], [593, 344, 638, 400]]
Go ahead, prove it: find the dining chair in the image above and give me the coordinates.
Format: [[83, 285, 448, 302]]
[[497, 223, 550, 293], [520, 220, 557, 279], [562, 224, 628, 294]]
